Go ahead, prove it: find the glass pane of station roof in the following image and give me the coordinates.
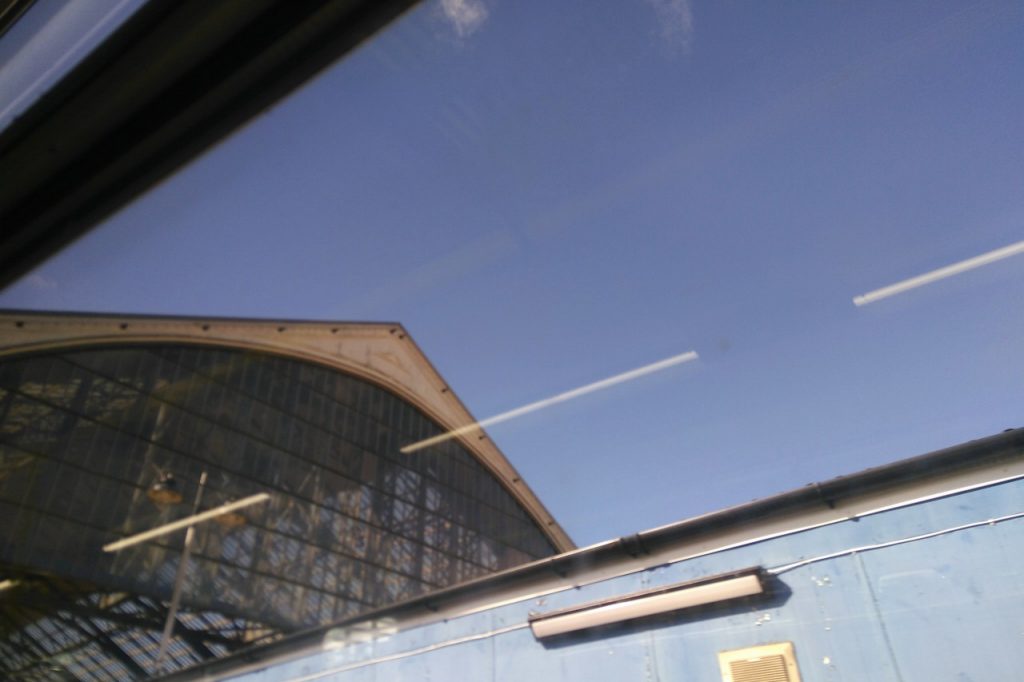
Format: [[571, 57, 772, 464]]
[[1, 0, 1024, 678]]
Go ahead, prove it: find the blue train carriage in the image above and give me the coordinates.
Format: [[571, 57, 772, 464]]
[[166, 427, 1024, 681]]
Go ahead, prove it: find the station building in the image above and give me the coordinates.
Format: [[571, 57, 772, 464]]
[[0, 311, 573, 680]]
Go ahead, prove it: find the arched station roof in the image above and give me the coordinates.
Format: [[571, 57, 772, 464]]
[[0, 310, 572, 679], [0, 310, 572, 551]]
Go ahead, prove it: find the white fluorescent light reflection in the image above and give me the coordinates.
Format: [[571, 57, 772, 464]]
[[103, 493, 271, 552], [0, 579, 20, 592], [401, 350, 699, 454], [853, 240, 1024, 306], [529, 570, 765, 639]]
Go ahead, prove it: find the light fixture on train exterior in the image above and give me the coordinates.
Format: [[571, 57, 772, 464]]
[[529, 567, 768, 640]]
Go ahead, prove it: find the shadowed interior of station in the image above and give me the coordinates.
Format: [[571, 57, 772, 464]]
[[0, 343, 558, 679]]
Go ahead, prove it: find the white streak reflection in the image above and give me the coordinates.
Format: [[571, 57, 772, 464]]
[[401, 350, 699, 454], [103, 493, 271, 552], [853, 240, 1024, 306]]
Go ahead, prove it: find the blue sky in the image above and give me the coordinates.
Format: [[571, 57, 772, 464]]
[[3, 0, 1024, 545]]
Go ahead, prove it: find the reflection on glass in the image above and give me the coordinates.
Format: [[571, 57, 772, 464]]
[[853, 240, 1024, 306], [402, 349, 698, 453]]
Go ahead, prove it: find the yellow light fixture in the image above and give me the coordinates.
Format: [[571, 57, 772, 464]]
[[147, 473, 184, 505]]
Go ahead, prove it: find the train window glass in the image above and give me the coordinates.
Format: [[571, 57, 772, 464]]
[[1, 1, 1023, 678]]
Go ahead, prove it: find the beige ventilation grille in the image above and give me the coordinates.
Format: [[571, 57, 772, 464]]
[[718, 642, 801, 682]]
